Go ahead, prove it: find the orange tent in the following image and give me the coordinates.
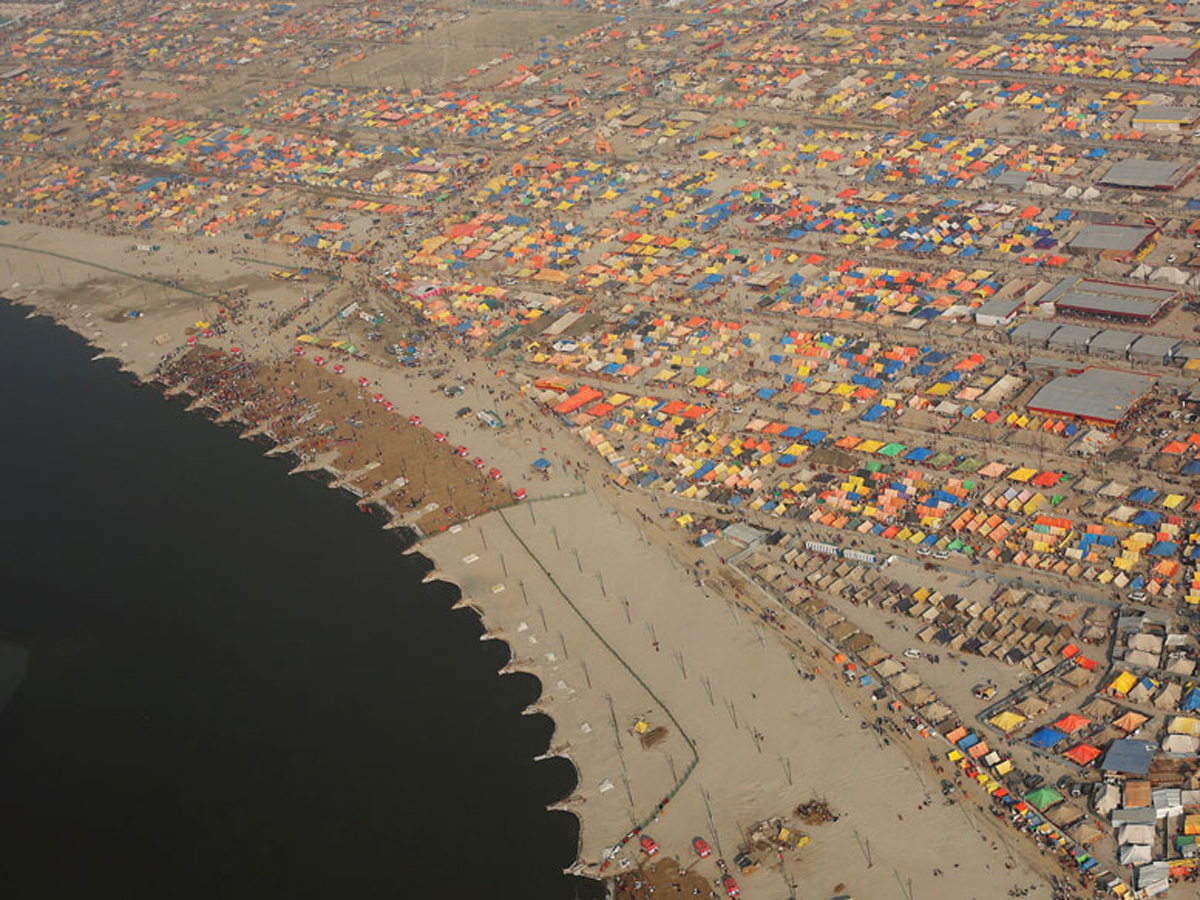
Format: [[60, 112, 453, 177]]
[[1054, 714, 1090, 734], [1063, 744, 1101, 765]]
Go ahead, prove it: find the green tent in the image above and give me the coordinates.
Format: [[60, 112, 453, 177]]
[[1025, 786, 1063, 811]]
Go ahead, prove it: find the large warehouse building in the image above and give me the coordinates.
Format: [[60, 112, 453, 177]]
[[1040, 276, 1178, 324], [1027, 368, 1157, 425], [1068, 223, 1159, 262], [1098, 158, 1196, 191]]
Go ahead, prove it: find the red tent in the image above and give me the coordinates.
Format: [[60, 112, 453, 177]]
[[1063, 743, 1101, 765], [1054, 714, 1090, 734]]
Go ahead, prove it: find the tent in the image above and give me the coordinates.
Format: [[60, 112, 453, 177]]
[[1114, 710, 1148, 733], [1109, 671, 1138, 695], [1029, 726, 1066, 749], [1118, 844, 1152, 866], [990, 710, 1026, 733], [1026, 786, 1064, 811], [1064, 743, 1101, 765], [1054, 714, 1091, 734]]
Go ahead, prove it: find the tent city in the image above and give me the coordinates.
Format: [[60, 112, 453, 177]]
[[7, 0, 1200, 896]]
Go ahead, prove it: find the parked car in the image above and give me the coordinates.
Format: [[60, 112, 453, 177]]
[[903, 648, 921, 659], [639, 835, 659, 856], [933, 550, 950, 560]]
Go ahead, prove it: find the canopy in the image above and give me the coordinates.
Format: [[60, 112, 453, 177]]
[[1114, 710, 1148, 733], [1029, 726, 1065, 749], [1054, 714, 1091, 734], [1064, 743, 1101, 765], [990, 710, 1026, 733], [1026, 786, 1064, 811]]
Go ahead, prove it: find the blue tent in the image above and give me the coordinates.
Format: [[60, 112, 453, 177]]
[[1029, 726, 1065, 749]]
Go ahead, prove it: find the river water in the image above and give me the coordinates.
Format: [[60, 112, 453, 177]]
[[0, 301, 597, 898]]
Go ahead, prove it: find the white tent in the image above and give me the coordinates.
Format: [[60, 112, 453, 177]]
[[1161, 734, 1199, 754], [1118, 823, 1157, 845], [1118, 843, 1152, 866], [1093, 782, 1120, 816]]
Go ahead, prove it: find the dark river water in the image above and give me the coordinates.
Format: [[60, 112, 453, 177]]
[[0, 300, 597, 899]]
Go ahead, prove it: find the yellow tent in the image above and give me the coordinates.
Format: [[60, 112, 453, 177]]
[[990, 710, 1026, 733], [1170, 716, 1200, 735], [1109, 671, 1137, 695]]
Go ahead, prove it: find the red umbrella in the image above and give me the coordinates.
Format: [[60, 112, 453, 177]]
[[408, 414, 421, 425], [488, 468, 502, 480], [373, 393, 385, 403], [314, 356, 326, 366], [433, 432, 446, 443], [333, 364, 346, 374], [456, 446, 470, 457], [513, 488, 527, 501], [358, 376, 370, 387], [293, 346, 305, 356], [230, 346, 241, 355], [473, 457, 485, 469]]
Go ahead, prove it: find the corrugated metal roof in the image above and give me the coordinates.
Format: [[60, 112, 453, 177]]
[[1069, 224, 1157, 253], [1129, 333, 1181, 359], [1143, 45, 1197, 63], [1088, 329, 1138, 356], [1100, 739, 1156, 775], [1011, 319, 1061, 344], [1028, 368, 1157, 423], [1042, 276, 1176, 320], [974, 295, 1023, 320], [1056, 291, 1169, 319], [1047, 324, 1100, 349], [1132, 105, 1200, 124], [1099, 158, 1193, 189]]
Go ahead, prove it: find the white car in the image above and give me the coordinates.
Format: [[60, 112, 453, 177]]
[[1129, 591, 1147, 602], [903, 648, 922, 660], [933, 550, 950, 560], [917, 548, 931, 557]]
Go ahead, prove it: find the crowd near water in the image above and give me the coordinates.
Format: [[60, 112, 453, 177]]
[[0, 301, 597, 899]]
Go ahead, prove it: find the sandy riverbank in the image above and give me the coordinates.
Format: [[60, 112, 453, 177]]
[[4, 220, 1057, 899]]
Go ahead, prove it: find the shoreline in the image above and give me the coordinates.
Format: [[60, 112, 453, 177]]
[[10, 295, 598, 880], [0, 227, 1118, 899]]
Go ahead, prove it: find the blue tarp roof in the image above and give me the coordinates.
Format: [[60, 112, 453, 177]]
[[1029, 726, 1065, 749]]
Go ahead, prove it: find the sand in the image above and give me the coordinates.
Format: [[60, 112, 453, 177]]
[[4, 225, 1063, 898]]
